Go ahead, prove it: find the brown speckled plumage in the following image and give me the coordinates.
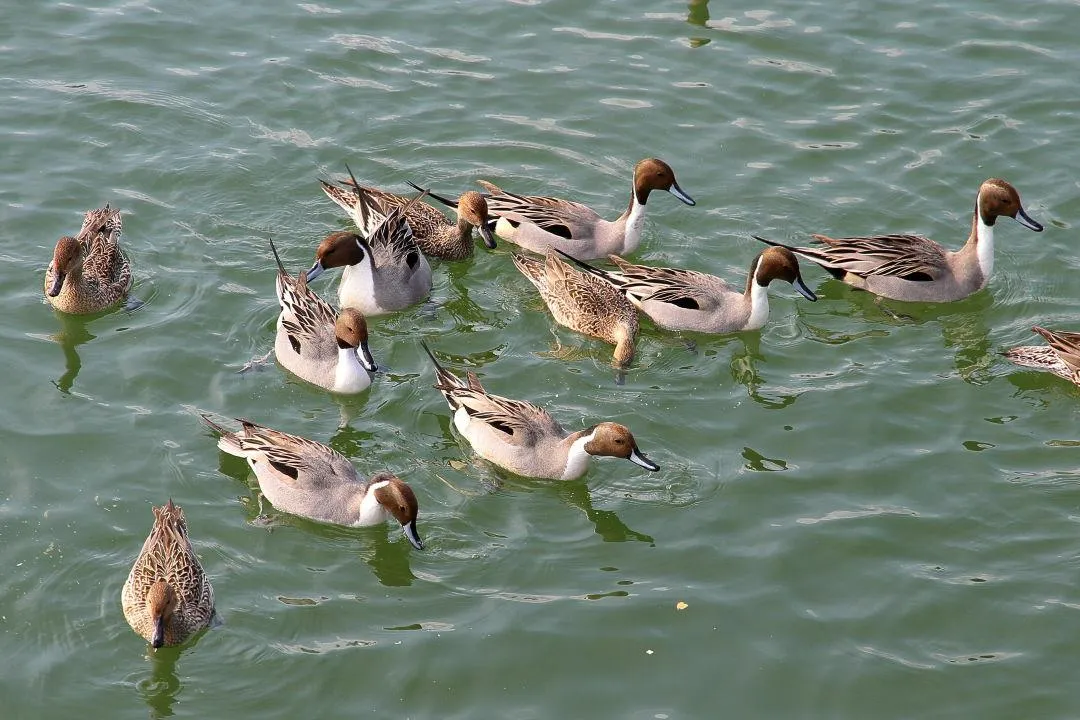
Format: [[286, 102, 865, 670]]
[[320, 168, 494, 261], [44, 205, 132, 314], [512, 251, 639, 367], [1004, 326, 1080, 386], [121, 500, 215, 648]]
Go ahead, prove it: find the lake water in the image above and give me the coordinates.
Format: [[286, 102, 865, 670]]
[[3, 1, 1080, 718]]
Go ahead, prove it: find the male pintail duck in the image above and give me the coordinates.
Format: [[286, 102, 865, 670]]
[[468, 157, 694, 260], [307, 191, 433, 316], [269, 237, 376, 393], [201, 415, 423, 549], [421, 342, 659, 480], [512, 251, 639, 367], [1004, 326, 1080, 385], [44, 204, 132, 314], [557, 247, 817, 333], [320, 164, 496, 261], [753, 178, 1042, 303], [121, 500, 216, 648]]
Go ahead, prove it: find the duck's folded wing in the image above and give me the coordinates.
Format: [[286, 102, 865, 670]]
[[235, 423, 354, 489], [453, 390, 561, 448], [809, 234, 949, 282], [478, 180, 595, 240], [615, 264, 726, 311]]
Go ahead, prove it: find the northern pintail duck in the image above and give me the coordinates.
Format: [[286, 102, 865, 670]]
[[421, 343, 659, 480], [474, 157, 695, 260], [512, 251, 639, 367], [44, 204, 132, 314], [201, 415, 423, 549], [320, 164, 497, 261], [270, 237, 376, 393], [121, 500, 216, 648], [753, 178, 1042, 303], [1004, 326, 1080, 385], [307, 192, 433, 316], [558, 247, 817, 333]]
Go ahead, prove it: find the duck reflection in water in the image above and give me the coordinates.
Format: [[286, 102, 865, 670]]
[[49, 313, 96, 394], [557, 480, 654, 544], [136, 647, 181, 720], [687, 0, 710, 47]]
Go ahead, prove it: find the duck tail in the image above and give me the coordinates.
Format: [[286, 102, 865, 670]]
[[419, 341, 466, 402], [405, 180, 457, 210]]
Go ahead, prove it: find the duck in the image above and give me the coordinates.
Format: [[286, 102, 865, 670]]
[[44, 204, 132, 314], [269, 237, 376, 393], [121, 500, 216, 648], [201, 415, 423, 549], [753, 178, 1042, 303], [469, 157, 695, 260], [1003, 326, 1080, 385], [307, 192, 433, 316], [320, 164, 497, 261], [512, 251, 639, 367], [421, 342, 659, 480], [556, 246, 817, 333]]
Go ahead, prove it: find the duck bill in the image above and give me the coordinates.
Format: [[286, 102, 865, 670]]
[[402, 520, 424, 550], [47, 271, 65, 297], [669, 181, 696, 207], [793, 275, 818, 301], [1015, 207, 1043, 232], [478, 222, 497, 250], [358, 342, 377, 372], [628, 447, 660, 472], [151, 616, 166, 648], [306, 260, 325, 282]]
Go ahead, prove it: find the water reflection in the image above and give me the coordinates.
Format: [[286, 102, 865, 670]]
[[49, 314, 96, 394], [687, 0, 711, 47], [355, 531, 417, 587], [802, 281, 995, 385], [558, 481, 655, 544], [135, 647, 181, 719], [477, 465, 654, 543], [936, 295, 994, 385], [726, 333, 801, 409]]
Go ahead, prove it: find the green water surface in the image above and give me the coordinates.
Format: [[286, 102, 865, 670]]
[[2, 1, 1079, 718]]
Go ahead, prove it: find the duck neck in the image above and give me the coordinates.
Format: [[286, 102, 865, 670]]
[[333, 347, 371, 393], [964, 196, 994, 282], [742, 256, 770, 330], [436, 216, 471, 259], [561, 428, 597, 480], [454, 215, 473, 243], [620, 192, 648, 254], [613, 326, 636, 367], [338, 256, 378, 311], [354, 479, 391, 526]]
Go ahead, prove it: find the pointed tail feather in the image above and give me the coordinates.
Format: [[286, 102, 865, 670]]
[[751, 234, 798, 251], [268, 235, 288, 276], [552, 248, 620, 285], [405, 180, 457, 210], [420, 341, 466, 409]]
